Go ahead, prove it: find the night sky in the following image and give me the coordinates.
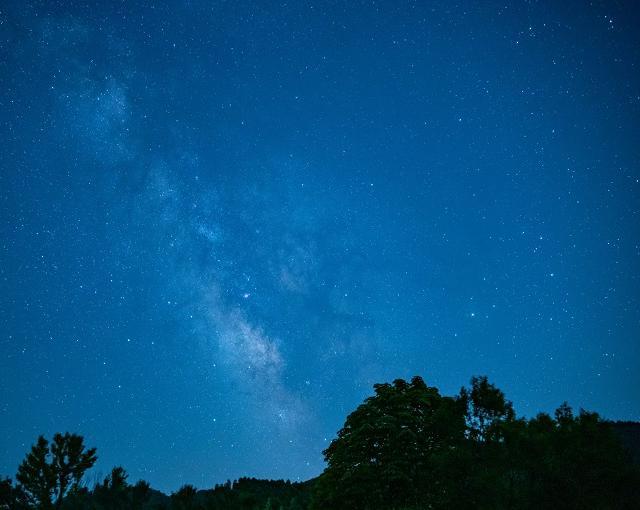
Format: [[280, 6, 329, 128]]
[[1, 0, 639, 493]]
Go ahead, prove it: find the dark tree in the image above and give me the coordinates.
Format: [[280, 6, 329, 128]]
[[312, 376, 467, 509], [16, 433, 97, 509], [0, 477, 12, 506], [16, 436, 56, 509], [130, 480, 151, 509], [460, 375, 515, 442], [93, 466, 130, 509], [171, 484, 199, 510], [0, 476, 29, 509]]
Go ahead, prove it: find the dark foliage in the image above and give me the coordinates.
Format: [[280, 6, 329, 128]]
[[313, 376, 640, 510], [312, 376, 468, 509], [185, 478, 312, 510], [3, 377, 639, 509], [14, 433, 97, 510], [612, 422, 640, 465]]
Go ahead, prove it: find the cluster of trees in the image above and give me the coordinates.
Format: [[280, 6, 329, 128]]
[[313, 376, 640, 509], [0, 435, 308, 510], [2, 376, 639, 509], [1, 462, 308, 510]]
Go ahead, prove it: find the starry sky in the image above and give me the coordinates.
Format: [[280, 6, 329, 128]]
[[1, 0, 639, 493]]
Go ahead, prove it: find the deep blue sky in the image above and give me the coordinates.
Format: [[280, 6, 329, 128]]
[[1, 0, 639, 493]]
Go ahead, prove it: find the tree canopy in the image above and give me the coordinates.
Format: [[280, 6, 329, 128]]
[[15, 433, 97, 509], [312, 376, 639, 510]]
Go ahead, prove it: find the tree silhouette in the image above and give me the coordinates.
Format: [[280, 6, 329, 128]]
[[0, 477, 12, 506], [15, 433, 96, 509], [0, 476, 29, 509], [16, 436, 55, 509], [460, 375, 515, 442], [171, 484, 198, 510], [93, 466, 130, 509], [130, 480, 151, 510], [313, 376, 467, 509]]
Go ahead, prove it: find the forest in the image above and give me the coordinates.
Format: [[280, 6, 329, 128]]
[[2, 376, 639, 509]]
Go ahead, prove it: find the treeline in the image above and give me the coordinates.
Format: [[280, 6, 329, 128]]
[[2, 376, 639, 509], [1, 461, 310, 510], [312, 376, 640, 509], [1, 454, 309, 510]]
